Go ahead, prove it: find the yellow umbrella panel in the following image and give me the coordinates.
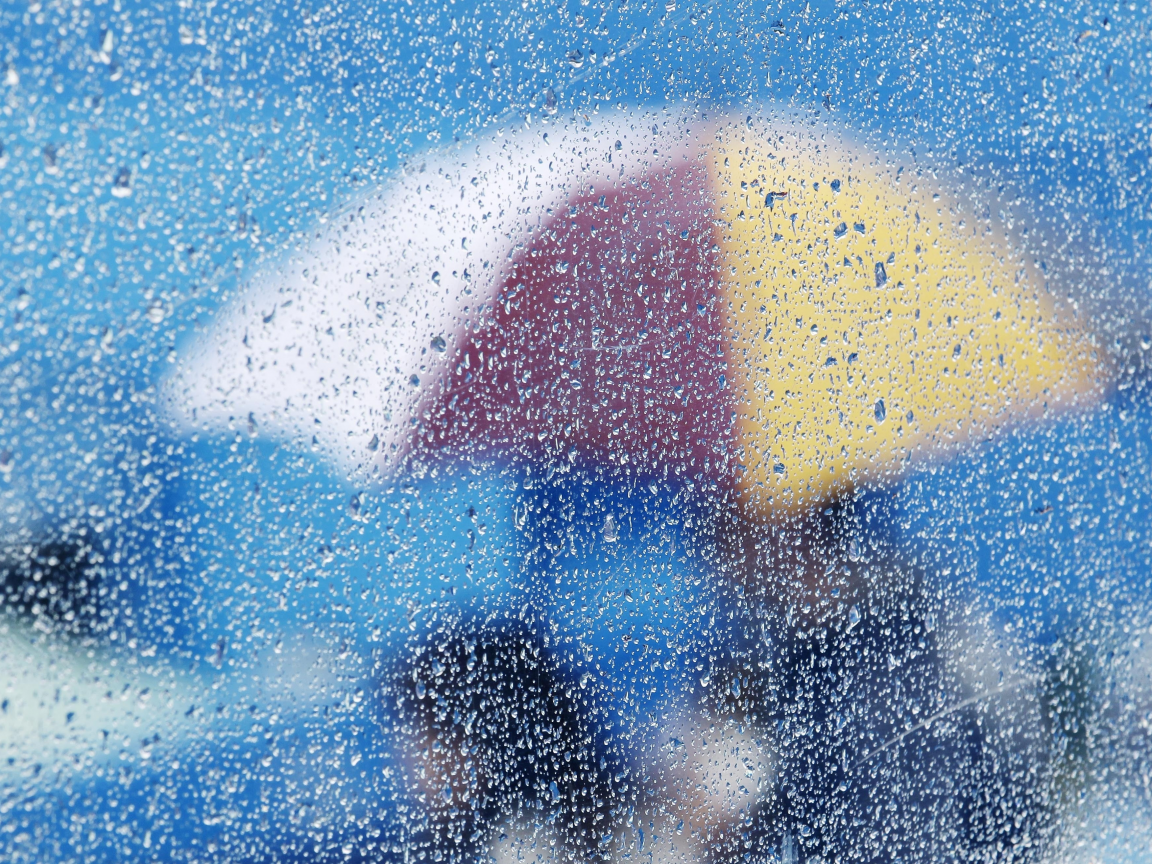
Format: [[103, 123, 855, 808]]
[[713, 125, 1104, 514]]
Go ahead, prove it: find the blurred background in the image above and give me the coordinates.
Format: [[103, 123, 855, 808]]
[[1, 0, 1151, 862]]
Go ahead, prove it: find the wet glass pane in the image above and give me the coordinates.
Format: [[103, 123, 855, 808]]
[[2, 1, 1150, 862]]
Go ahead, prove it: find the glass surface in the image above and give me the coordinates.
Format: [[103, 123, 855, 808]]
[[1, 1, 1150, 862]]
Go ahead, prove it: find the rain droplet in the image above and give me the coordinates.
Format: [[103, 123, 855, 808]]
[[111, 167, 131, 198], [874, 398, 886, 423], [847, 605, 861, 630], [42, 144, 58, 174], [431, 334, 447, 352], [549, 780, 560, 803], [146, 301, 166, 324], [566, 49, 584, 68], [602, 513, 619, 543], [874, 261, 887, 287]]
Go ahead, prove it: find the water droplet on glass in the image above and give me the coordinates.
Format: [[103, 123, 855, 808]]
[[848, 605, 861, 630], [874, 398, 886, 423], [566, 49, 584, 68], [602, 513, 619, 543], [146, 301, 165, 324], [111, 167, 131, 198], [431, 334, 447, 352]]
